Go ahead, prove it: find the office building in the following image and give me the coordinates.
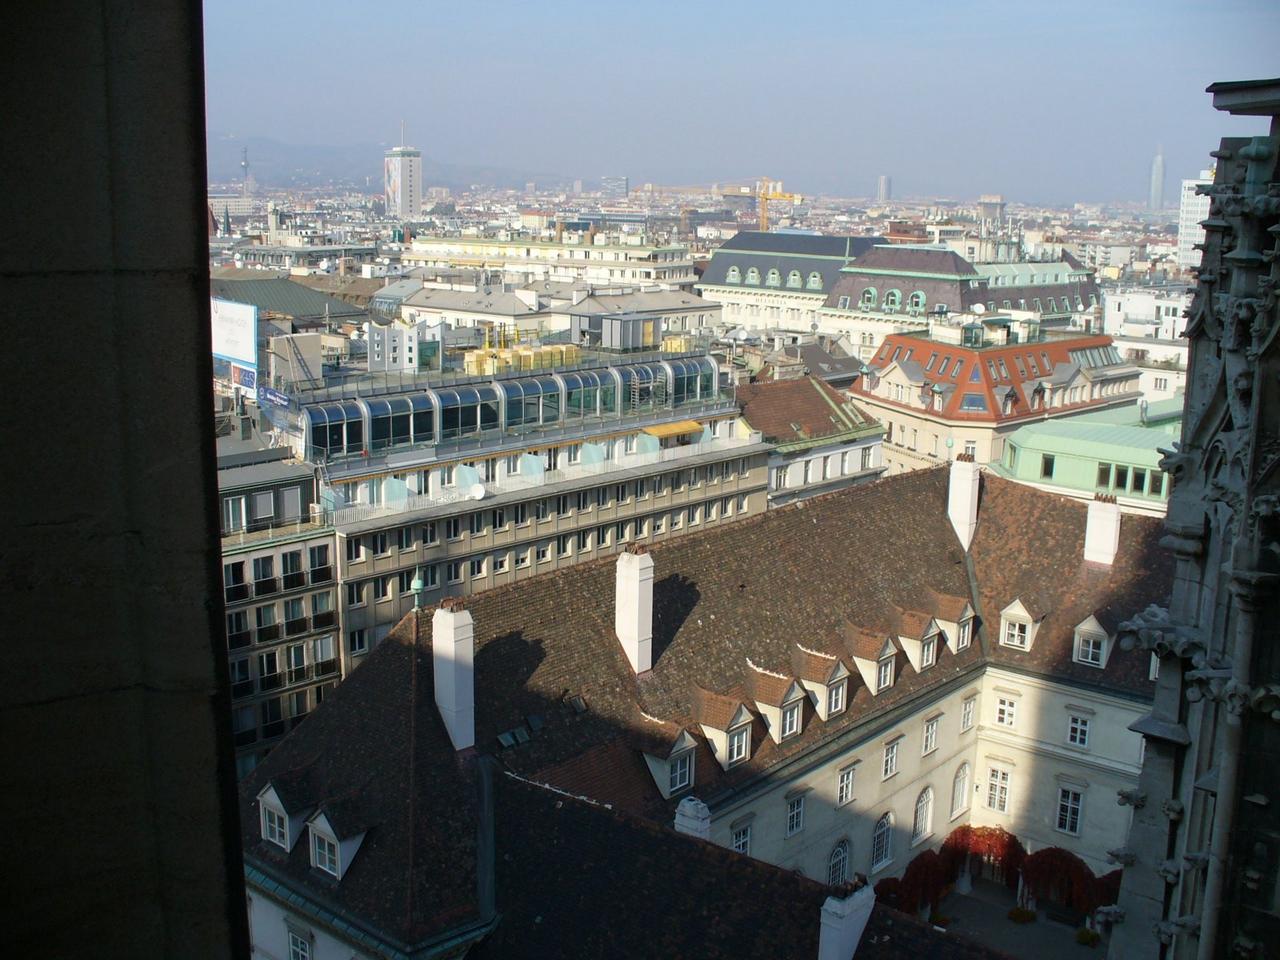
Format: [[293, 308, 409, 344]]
[[384, 144, 424, 219], [849, 324, 1140, 473], [876, 175, 892, 203], [1109, 76, 1280, 960], [601, 174, 629, 198], [1175, 169, 1213, 269], [1148, 147, 1165, 212]]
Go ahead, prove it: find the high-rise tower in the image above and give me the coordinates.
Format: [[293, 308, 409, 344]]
[[876, 174, 892, 203], [1175, 168, 1214, 269], [1148, 146, 1165, 211], [384, 123, 423, 220]]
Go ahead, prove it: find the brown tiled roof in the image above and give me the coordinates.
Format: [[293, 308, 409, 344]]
[[691, 685, 745, 730], [792, 644, 845, 684], [240, 622, 482, 944], [890, 605, 934, 639], [970, 474, 1172, 693], [736, 376, 878, 444], [926, 587, 972, 622], [744, 660, 797, 706], [844, 622, 893, 661]]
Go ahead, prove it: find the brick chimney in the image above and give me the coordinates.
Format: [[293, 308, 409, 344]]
[[615, 545, 654, 674], [1084, 494, 1121, 566], [432, 598, 475, 751], [947, 454, 980, 551], [817, 885, 875, 960]]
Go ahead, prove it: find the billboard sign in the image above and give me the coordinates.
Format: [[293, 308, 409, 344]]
[[231, 365, 256, 390], [211, 297, 258, 367], [257, 386, 291, 409]]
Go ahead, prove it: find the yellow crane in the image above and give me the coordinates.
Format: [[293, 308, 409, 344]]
[[754, 177, 802, 232]]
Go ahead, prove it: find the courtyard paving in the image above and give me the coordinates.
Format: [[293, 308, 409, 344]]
[[935, 880, 1107, 960]]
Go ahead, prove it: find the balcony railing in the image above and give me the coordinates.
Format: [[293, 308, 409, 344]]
[[327, 434, 762, 527], [253, 577, 279, 597], [231, 679, 255, 700], [227, 630, 252, 651], [315, 658, 338, 678], [284, 617, 310, 636], [225, 583, 250, 603], [259, 672, 283, 692], [261, 720, 286, 740], [310, 565, 333, 584], [312, 610, 336, 628], [255, 624, 280, 643], [282, 571, 307, 590]]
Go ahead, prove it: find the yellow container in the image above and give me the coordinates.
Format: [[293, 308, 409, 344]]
[[561, 343, 581, 365]]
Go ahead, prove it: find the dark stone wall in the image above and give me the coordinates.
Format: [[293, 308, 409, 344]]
[[1, 2, 247, 955]]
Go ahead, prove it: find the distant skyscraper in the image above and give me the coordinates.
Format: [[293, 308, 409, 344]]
[[876, 174, 892, 203], [1176, 169, 1214, 269], [384, 127, 423, 220], [1148, 146, 1165, 211], [601, 175, 629, 199]]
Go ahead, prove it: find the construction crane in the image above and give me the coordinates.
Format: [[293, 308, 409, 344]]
[[717, 177, 802, 231]]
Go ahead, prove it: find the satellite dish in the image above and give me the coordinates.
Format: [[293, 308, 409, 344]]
[[972, 303, 986, 315], [467, 483, 487, 501]]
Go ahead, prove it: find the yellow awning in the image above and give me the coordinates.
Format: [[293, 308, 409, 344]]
[[643, 420, 704, 440]]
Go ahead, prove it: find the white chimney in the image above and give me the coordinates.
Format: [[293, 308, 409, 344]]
[[817, 885, 875, 960], [432, 598, 475, 751], [615, 546, 654, 674], [947, 455, 981, 551], [673, 796, 711, 840], [1084, 494, 1121, 566]]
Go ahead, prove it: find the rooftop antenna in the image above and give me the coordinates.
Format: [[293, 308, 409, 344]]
[[400, 119, 406, 148], [240, 147, 250, 198]]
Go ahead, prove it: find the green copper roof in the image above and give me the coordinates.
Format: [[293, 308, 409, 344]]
[[1003, 419, 1169, 465]]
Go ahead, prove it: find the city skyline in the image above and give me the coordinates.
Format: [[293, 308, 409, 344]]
[[203, 0, 1279, 204]]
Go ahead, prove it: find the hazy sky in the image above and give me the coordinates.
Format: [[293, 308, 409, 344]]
[[203, 0, 1279, 204]]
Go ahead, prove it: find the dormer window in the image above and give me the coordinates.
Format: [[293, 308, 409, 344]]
[[921, 635, 937, 668], [781, 701, 802, 739], [311, 828, 339, 877], [1002, 620, 1029, 649], [262, 804, 288, 849], [957, 619, 972, 650], [669, 750, 693, 793], [1074, 630, 1105, 667], [727, 724, 750, 765], [827, 680, 847, 716], [876, 657, 894, 692]]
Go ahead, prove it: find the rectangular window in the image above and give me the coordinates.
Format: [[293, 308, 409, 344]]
[[397, 526, 414, 550], [577, 530, 591, 552], [727, 725, 750, 765], [1002, 620, 1028, 648], [372, 576, 390, 601], [446, 561, 462, 583], [921, 636, 936, 668], [669, 752, 692, 793], [923, 716, 939, 754], [1068, 715, 1090, 747], [1113, 465, 1129, 490], [536, 542, 550, 563], [311, 831, 339, 876], [786, 795, 805, 837], [828, 681, 846, 715], [262, 805, 288, 848], [345, 537, 363, 562], [288, 931, 311, 960], [345, 582, 364, 606], [470, 512, 485, 536], [492, 507, 506, 530], [514, 502, 528, 525], [1056, 788, 1083, 834], [837, 766, 855, 805], [535, 499, 549, 521], [445, 517, 461, 541], [1075, 632, 1104, 666], [781, 702, 801, 739], [1041, 454, 1055, 479], [987, 768, 1010, 812], [1150, 472, 1164, 496], [348, 629, 367, 655], [469, 557, 485, 579], [957, 619, 971, 649], [516, 548, 531, 569], [996, 697, 1017, 727], [876, 657, 893, 692], [732, 824, 751, 855], [964, 440, 977, 458], [576, 490, 591, 512], [556, 494, 570, 516], [1096, 462, 1111, 488], [493, 553, 508, 574], [882, 741, 899, 778], [962, 695, 976, 731], [423, 564, 438, 588], [422, 521, 438, 545], [557, 534, 571, 557], [371, 532, 389, 556], [398, 569, 415, 595], [308, 544, 330, 571]]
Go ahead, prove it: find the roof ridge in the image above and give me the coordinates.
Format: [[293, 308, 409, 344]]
[[795, 643, 837, 660], [745, 657, 790, 680]]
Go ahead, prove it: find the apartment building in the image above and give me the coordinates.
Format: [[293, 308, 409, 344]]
[[696, 231, 884, 331], [401, 234, 696, 291], [849, 323, 1141, 473], [217, 432, 337, 777], [241, 460, 1169, 952], [270, 346, 770, 673], [735, 376, 885, 506]]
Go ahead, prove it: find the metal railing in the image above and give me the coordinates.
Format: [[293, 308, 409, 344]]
[[327, 433, 761, 527]]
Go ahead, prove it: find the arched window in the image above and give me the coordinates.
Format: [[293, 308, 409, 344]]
[[787, 270, 803, 288], [745, 267, 761, 285], [860, 287, 878, 308], [726, 265, 741, 284], [883, 289, 902, 312], [908, 291, 927, 312], [806, 271, 823, 290], [827, 839, 850, 886], [871, 813, 892, 869], [765, 268, 781, 287], [912, 787, 934, 842], [952, 763, 970, 815]]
